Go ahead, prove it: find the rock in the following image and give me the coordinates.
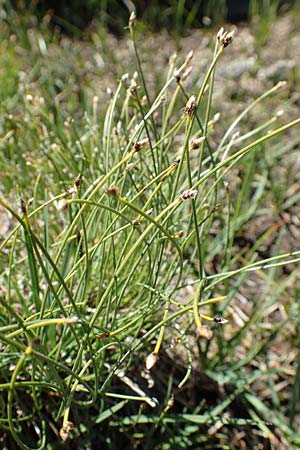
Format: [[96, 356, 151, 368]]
[[259, 59, 296, 83], [218, 57, 257, 80], [0, 206, 11, 237]]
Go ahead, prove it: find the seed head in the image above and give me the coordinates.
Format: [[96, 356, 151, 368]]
[[134, 138, 149, 152], [105, 186, 119, 197], [74, 175, 81, 187], [185, 50, 194, 64], [121, 73, 129, 83], [96, 332, 110, 339], [181, 66, 193, 82], [129, 11, 136, 28], [180, 189, 198, 201], [64, 316, 79, 324], [217, 27, 224, 41], [171, 156, 181, 166], [124, 163, 134, 173], [174, 70, 181, 83], [59, 428, 69, 441], [184, 95, 197, 116], [167, 394, 174, 409], [159, 94, 167, 105], [191, 136, 206, 149], [214, 316, 228, 324], [128, 78, 137, 99], [65, 187, 76, 195], [275, 80, 287, 89], [223, 30, 235, 47], [59, 421, 74, 441], [57, 198, 68, 211], [217, 27, 235, 48], [208, 112, 221, 129], [169, 52, 177, 67]]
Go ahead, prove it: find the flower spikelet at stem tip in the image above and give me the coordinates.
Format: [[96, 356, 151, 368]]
[[105, 186, 119, 197], [128, 77, 138, 100], [214, 316, 228, 324], [59, 421, 74, 441], [185, 50, 194, 64], [129, 11, 136, 29], [171, 155, 181, 166], [184, 95, 197, 116], [217, 27, 235, 48], [180, 189, 198, 201], [133, 138, 149, 152], [121, 73, 129, 83], [181, 66, 193, 82], [64, 316, 79, 324], [191, 136, 206, 150]]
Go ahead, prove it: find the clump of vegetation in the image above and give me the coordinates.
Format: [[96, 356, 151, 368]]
[[1, 7, 300, 450]]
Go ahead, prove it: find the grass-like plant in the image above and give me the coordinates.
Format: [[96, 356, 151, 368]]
[[1, 11, 300, 449]]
